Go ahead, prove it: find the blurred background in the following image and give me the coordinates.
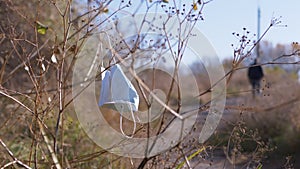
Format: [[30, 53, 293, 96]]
[[0, 0, 299, 168]]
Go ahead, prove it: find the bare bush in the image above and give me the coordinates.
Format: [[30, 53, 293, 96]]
[[0, 0, 299, 169]]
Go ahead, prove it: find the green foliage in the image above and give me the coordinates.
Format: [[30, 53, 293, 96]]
[[36, 21, 48, 35], [256, 163, 263, 169], [176, 147, 206, 169]]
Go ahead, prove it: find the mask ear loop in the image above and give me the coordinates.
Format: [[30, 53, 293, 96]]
[[101, 31, 114, 68], [100, 32, 137, 138], [119, 104, 136, 138], [84, 39, 103, 83]]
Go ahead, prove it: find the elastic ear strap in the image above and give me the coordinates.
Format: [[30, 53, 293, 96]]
[[84, 31, 109, 81], [99, 36, 104, 68], [119, 105, 136, 138], [102, 31, 113, 52], [100, 31, 116, 66], [84, 40, 102, 82]]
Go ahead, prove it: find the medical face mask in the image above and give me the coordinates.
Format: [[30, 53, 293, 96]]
[[98, 64, 139, 138]]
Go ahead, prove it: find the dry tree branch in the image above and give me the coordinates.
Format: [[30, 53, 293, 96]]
[[273, 49, 300, 61], [38, 122, 62, 169], [0, 90, 34, 114], [4, 39, 50, 85], [227, 16, 287, 87], [0, 138, 32, 169]]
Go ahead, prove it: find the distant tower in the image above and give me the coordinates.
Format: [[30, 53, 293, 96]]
[[256, 6, 261, 59]]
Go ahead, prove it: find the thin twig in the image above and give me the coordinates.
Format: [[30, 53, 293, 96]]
[[0, 138, 32, 169], [0, 90, 34, 114], [38, 122, 62, 169]]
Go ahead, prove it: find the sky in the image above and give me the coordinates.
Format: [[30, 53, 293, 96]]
[[197, 0, 300, 59], [104, 0, 300, 61]]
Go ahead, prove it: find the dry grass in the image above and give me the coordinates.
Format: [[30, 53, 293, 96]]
[[210, 66, 300, 168]]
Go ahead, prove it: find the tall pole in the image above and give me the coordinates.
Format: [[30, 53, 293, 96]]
[[257, 6, 261, 59]]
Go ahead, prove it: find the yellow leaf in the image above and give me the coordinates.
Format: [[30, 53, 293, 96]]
[[193, 3, 198, 10], [162, 0, 169, 3], [36, 21, 48, 35]]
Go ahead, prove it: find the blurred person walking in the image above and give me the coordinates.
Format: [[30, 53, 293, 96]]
[[247, 58, 264, 97]]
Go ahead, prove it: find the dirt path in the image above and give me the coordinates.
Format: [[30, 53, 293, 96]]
[[183, 92, 300, 169]]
